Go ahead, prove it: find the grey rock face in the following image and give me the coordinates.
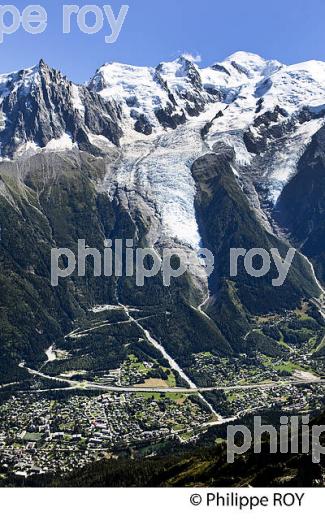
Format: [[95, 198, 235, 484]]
[[0, 60, 122, 158], [157, 56, 221, 119], [274, 124, 325, 285]]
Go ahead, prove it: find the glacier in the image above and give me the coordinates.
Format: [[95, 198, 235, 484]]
[[1, 51, 325, 248]]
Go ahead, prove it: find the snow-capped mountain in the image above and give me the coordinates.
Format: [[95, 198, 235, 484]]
[[88, 52, 284, 138], [0, 59, 122, 158], [0, 51, 324, 393], [1, 51, 324, 177], [0, 51, 325, 253]]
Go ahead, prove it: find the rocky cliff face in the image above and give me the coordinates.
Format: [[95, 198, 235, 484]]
[[0, 60, 122, 158], [274, 123, 325, 285]]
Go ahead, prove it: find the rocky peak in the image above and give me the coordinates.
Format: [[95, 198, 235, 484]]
[[0, 62, 122, 158]]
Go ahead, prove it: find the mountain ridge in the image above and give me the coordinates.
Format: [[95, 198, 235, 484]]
[[0, 50, 324, 389]]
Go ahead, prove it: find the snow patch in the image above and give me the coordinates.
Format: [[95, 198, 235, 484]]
[[45, 134, 76, 152], [71, 84, 85, 117]]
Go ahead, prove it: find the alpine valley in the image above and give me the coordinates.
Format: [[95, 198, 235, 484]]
[[0, 51, 325, 486]]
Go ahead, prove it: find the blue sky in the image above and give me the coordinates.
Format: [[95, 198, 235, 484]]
[[1, 0, 325, 83]]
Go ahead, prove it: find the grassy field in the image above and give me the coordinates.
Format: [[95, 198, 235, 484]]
[[135, 378, 170, 389]]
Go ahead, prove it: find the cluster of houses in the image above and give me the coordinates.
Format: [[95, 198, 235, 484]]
[[0, 390, 211, 480]]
